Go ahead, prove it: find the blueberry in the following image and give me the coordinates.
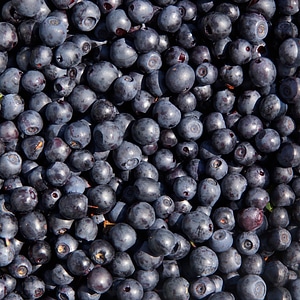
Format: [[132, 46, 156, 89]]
[[56, 284, 75, 299], [131, 118, 160, 146], [10, 185, 38, 213], [109, 251, 135, 278], [237, 115, 263, 140], [205, 157, 228, 180], [133, 27, 159, 54], [54, 41, 82, 69], [113, 141, 142, 171], [0, 121, 19, 150], [108, 223, 137, 252], [157, 5, 182, 33], [0, 22, 18, 52], [68, 149, 95, 172], [133, 161, 159, 182], [127, 201, 155, 230], [237, 207, 264, 231], [195, 62, 218, 86], [240, 253, 265, 276], [39, 16, 67, 47], [116, 278, 143, 300], [212, 89, 235, 114], [152, 99, 181, 129], [236, 231, 260, 255], [53, 76, 77, 97], [234, 141, 258, 166], [0, 67, 23, 95], [165, 63, 195, 94], [88, 239, 115, 266], [145, 70, 168, 97], [66, 250, 92, 277], [27, 239, 51, 266], [71, 1, 100, 32], [182, 210, 214, 243], [287, 278, 300, 300], [218, 247, 242, 274], [237, 89, 261, 115], [0, 273, 16, 296], [238, 12, 268, 43], [208, 229, 233, 253], [45, 161, 70, 187], [162, 277, 189, 300], [266, 287, 292, 300], [90, 99, 118, 123], [42, 63, 67, 82], [136, 51, 162, 74], [44, 137, 71, 163], [0, 94, 24, 121], [45, 101, 73, 125], [177, 116, 203, 141], [263, 260, 289, 288], [83, 266, 111, 296], [199, 12, 232, 42], [29, 92, 52, 113], [228, 38, 252, 65], [87, 184, 116, 214], [273, 115, 295, 137], [171, 175, 196, 201], [172, 91, 197, 114], [0, 238, 15, 267], [255, 128, 281, 153], [110, 38, 138, 68], [54, 233, 78, 259], [175, 23, 197, 49], [259, 93, 287, 121], [22, 275, 45, 299], [127, 0, 154, 24], [0, 151, 22, 179], [74, 216, 98, 242], [18, 110, 44, 137], [50, 263, 74, 286], [64, 119, 91, 150], [237, 275, 266, 300], [189, 246, 218, 277], [105, 8, 131, 37], [277, 0, 299, 15], [0, 212, 18, 240], [147, 228, 175, 256], [249, 57, 277, 88], [77, 284, 101, 300], [86, 61, 119, 93], [133, 241, 163, 271], [166, 233, 190, 260], [89, 160, 113, 185], [29, 45, 52, 70], [211, 128, 237, 155], [19, 211, 47, 241], [113, 75, 139, 103], [268, 207, 290, 228], [189, 276, 216, 299], [93, 121, 123, 152], [4, 292, 26, 300], [40, 187, 61, 212], [276, 142, 300, 168], [197, 178, 221, 207], [58, 193, 88, 220]]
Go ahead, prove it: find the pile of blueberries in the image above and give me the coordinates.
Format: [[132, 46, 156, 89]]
[[1, 0, 300, 299]]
